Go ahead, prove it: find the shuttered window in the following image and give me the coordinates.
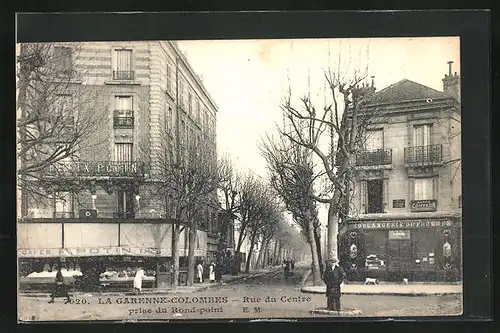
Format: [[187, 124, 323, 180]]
[[114, 143, 133, 162], [414, 177, 434, 200], [113, 49, 134, 80], [413, 124, 432, 146]]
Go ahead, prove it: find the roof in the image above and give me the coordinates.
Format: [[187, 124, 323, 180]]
[[365, 79, 451, 107]]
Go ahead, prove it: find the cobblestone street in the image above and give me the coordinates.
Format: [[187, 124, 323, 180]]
[[19, 267, 462, 321]]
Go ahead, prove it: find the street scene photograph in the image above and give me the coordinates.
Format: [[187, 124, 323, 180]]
[[16, 36, 462, 321]]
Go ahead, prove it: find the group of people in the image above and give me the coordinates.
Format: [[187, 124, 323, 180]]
[[196, 261, 222, 283]]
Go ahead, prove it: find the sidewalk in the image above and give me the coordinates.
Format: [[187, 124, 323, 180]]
[[21, 266, 282, 297], [301, 283, 463, 296]]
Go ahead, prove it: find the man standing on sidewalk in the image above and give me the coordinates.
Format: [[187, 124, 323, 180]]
[[322, 259, 346, 311]]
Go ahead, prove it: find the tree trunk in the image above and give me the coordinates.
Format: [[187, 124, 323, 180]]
[[272, 240, 279, 265], [327, 201, 340, 262], [236, 225, 247, 253], [245, 231, 257, 273], [186, 224, 197, 286], [312, 224, 323, 275], [171, 224, 180, 289], [255, 237, 265, 269], [261, 240, 270, 268], [306, 219, 322, 286]]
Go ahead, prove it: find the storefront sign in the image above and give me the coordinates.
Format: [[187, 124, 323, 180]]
[[388, 230, 411, 239], [348, 219, 453, 230], [410, 199, 437, 212], [393, 199, 405, 208], [18, 246, 206, 258], [45, 161, 145, 177]]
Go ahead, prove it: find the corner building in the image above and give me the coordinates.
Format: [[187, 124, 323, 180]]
[[339, 63, 462, 282], [18, 41, 226, 288]]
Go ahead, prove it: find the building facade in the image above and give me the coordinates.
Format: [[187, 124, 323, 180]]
[[18, 41, 227, 288], [339, 62, 462, 282]]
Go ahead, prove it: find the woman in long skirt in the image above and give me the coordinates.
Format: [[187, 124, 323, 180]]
[[209, 262, 216, 283], [133, 267, 145, 294]]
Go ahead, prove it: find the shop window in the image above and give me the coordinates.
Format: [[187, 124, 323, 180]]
[[367, 179, 384, 213], [412, 229, 439, 267]]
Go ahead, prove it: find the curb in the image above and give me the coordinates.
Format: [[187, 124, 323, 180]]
[[300, 287, 462, 296], [21, 267, 283, 298], [311, 308, 362, 316]]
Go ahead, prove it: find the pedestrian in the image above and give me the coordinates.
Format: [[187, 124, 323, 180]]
[[215, 261, 222, 283], [209, 261, 216, 283], [283, 260, 290, 277], [322, 259, 346, 312], [291, 259, 295, 270], [133, 267, 145, 294], [48, 266, 71, 304], [196, 261, 204, 283]]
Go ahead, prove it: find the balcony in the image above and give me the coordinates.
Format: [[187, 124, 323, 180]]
[[43, 161, 148, 179], [356, 149, 392, 167], [404, 145, 443, 166], [113, 116, 134, 129], [410, 199, 438, 212], [112, 70, 135, 80]]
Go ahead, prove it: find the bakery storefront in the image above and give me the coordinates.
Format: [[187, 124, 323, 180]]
[[340, 217, 461, 282]]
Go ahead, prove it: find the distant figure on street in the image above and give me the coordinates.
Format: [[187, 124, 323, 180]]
[[209, 261, 216, 283], [133, 267, 145, 294], [215, 261, 222, 283], [196, 261, 204, 283], [291, 259, 295, 270], [283, 259, 291, 277], [48, 266, 71, 303], [322, 259, 346, 311]]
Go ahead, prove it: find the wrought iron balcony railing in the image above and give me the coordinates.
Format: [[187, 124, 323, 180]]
[[43, 161, 148, 178], [53, 211, 75, 218], [410, 199, 438, 212], [113, 211, 135, 219], [113, 116, 134, 128], [404, 144, 443, 165], [112, 70, 135, 80], [356, 149, 392, 166]]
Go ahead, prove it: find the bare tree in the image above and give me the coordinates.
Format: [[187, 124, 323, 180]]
[[278, 65, 384, 263], [260, 134, 323, 285], [17, 42, 108, 214], [155, 132, 221, 287]]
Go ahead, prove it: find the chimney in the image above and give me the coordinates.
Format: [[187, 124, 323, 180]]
[[442, 61, 460, 102]]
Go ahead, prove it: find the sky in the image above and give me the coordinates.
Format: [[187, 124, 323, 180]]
[[177, 37, 460, 181]]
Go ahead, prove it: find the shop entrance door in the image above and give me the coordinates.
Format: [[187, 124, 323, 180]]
[[387, 239, 413, 278]]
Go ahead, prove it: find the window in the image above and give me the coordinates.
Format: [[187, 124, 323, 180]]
[[116, 190, 134, 219], [53, 46, 72, 74], [179, 81, 185, 109], [166, 63, 174, 95], [413, 124, 432, 146], [165, 105, 173, 134], [114, 96, 133, 128], [114, 143, 133, 162], [113, 49, 134, 80], [414, 177, 434, 200], [188, 91, 193, 115], [54, 192, 73, 218], [365, 129, 384, 150], [196, 100, 201, 123], [367, 179, 384, 213]]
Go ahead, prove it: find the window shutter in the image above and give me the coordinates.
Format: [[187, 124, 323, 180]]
[[360, 180, 368, 214], [383, 179, 389, 212]]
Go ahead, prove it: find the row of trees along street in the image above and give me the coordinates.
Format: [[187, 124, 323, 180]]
[[17, 42, 307, 290], [261, 65, 386, 286]]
